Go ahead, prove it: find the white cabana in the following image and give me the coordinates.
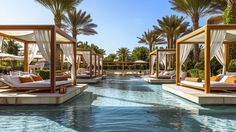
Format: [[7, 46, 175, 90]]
[[0, 25, 77, 93], [176, 24, 236, 93], [149, 49, 176, 79]]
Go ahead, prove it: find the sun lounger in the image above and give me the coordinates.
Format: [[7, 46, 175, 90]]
[[1, 75, 72, 91]]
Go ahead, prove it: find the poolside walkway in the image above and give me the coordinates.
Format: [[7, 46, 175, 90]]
[[163, 84, 236, 105], [0, 84, 88, 105]]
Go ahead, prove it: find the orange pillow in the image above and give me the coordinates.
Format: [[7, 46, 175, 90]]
[[19, 76, 34, 83], [225, 77, 236, 83], [31, 75, 43, 81], [185, 77, 202, 82], [210, 76, 221, 81]]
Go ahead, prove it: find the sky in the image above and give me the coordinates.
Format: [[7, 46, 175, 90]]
[[0, 0, 209, 56]]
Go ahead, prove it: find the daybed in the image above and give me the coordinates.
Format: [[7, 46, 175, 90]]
[[1, 74, 72, 91]]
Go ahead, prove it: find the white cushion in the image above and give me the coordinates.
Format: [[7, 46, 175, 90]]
[[220, 76, 228, 83], [10, 71, 20, 76], [10, 76, 21, 85]]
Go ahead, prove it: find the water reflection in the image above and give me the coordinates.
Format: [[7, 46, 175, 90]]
[[0, 77, 235, 131]]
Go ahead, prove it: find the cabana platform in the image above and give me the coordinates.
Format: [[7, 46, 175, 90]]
[[143, 77, 175, 84], [0, 84, 88, 105], [163, 84, 236, 105], [77, 76, 102, 84]]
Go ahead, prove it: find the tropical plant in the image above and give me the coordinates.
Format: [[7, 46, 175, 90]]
[[116, 48, 130, 62], [77, 41, 106, 55], [35, 0, 82, 28], [137, 30, 165, 52], [131, 46, 149, 61], [2, 40, 21, 55], [170, 0, 219, 62], [104, 54, 117, 62], [63, 9, 97, 40], [154, 15, 190, 48]]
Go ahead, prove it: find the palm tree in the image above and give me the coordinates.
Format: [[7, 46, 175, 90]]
[[117, 48, 130, 62], [35, 0, 82, 28], [117, 47, 130, 71], [154, 15, 190, 48], [63, 9, 97, 40], [170, 0, 218, 62], [137, 30, 165, 52]]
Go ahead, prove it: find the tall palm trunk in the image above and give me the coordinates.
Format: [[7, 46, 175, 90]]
[[54, 14, 62, 28], [191, 16, 200, 63], [149, 44, 153, 52]]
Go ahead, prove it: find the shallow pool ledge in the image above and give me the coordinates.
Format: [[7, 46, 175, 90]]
[[0, 84, 88, 105], [163, 84, 236, 105]]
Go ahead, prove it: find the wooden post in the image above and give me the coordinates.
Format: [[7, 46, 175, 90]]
[[50, 26, 56, 93], [204, 27, 211, 93], [156, 50, 159, 79], [176, 42, 180, 85], [73, 42, 77, 85], [94, 54, 97, 77], [90, 50, 92, 79], [165, 54, 168, 71], [24, 42, 29, 72], [224, 43, 229, 73]]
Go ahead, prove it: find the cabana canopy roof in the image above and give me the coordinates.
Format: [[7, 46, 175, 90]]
[[177, 25, 236, 44], [0, 25, 76, 43], [150, 48, 176, 55]]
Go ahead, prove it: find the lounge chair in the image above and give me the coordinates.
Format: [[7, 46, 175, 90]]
[[0, 75, 72, 91], [180, 75, 236, 91]]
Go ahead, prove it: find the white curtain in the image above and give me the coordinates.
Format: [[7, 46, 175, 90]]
[[34, 30, 51, 64], [79, 51, 90, 66], [61, 44, 75, 81], [92, 55, 96, 66], [0, 36, 3, 52], [180, 44, 193, 75], [210, 30, 226, 74], [150, 55, 157, 75], [210, 30, 226, 60], [28, 44, 39, 66], [158, 52, 166, 70], [39, 62, 45, 70]]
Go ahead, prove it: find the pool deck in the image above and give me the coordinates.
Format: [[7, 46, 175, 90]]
[[77, 76, 102, 84], [163, 84, 236, 105], [0, 84, 88, 105], [143, 77, 175, 84]]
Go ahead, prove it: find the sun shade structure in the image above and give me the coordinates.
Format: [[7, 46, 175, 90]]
[[176, 24, 236, 93], [149, 49, 176, 79], [0, 25, 77, 93], [77, 49, 103, 79]]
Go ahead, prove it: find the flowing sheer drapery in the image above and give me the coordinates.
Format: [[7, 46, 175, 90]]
[[150, 55, 157, 75], [210, 30, 226, 74], [78, 51, 90, 66], [34, 30, 51, 64], [158, 52, 166, 70], [61, 44, 75, 81], [180, 44, 193, 75], [28, 44, 39, 66], [0, 36, 3, 52]]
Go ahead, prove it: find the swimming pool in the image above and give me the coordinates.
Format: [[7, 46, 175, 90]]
[[0, 77, 236, 131]]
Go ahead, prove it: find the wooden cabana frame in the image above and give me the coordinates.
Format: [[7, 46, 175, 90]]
[[0, 25, 77, 93], [76, 49, 103, 79], [176, 24, 236, 93], [149, 49, 176, 79]]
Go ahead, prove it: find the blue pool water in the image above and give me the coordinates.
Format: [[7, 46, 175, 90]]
[[0, 77, 236, 131]]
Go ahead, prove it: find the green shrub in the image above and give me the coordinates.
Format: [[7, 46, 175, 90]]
[[217, 68, 223, 75], [228, 59, 236, 72], [188, 69, 204, 80], [194, 62, 204, 70], [36, 70, 50, 80], [224, 6, 234, 24]]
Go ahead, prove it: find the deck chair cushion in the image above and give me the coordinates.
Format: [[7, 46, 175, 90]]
[[210, 76, 221, 81], [31, 75, 43, 81], [19, 76, 34, 83], [185, 77, 202, 82], [225, 77, 236, 83]]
